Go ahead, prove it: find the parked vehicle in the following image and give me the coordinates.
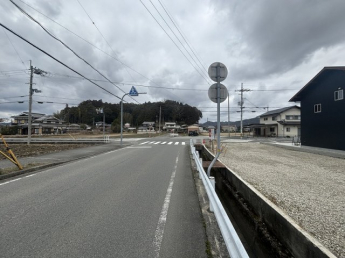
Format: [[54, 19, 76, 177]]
[[188, 131, 198, 136]]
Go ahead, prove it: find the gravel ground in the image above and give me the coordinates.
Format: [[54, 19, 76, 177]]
[[218, 142, 344, 258]]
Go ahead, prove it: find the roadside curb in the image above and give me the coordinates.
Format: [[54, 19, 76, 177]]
[[0, 144, 128, 181]]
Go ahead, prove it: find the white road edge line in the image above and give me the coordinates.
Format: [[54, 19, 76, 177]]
[[153, 155, 179, 258], [0, 177, 22, 186]]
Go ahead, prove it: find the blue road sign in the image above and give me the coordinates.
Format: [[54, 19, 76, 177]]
[[129, 86, 138, 96]]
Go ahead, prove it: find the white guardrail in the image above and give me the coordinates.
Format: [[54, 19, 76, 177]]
[[190, 139, 249, 258]]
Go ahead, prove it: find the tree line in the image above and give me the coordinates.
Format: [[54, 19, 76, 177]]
[[54, 100, 202, 132]]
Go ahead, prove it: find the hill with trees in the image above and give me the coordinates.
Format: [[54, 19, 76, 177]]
[[54, 100, 202, 132]]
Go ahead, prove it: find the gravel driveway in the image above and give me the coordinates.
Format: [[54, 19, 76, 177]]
[[218, 142, 344, 258]]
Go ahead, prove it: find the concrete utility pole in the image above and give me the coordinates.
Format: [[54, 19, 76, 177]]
[[27, 61, 33, 145], [228, 91, 230, 138], [240, 83, 243, 137], [235, 83, 250, 137], [159, 106, 161, 132]]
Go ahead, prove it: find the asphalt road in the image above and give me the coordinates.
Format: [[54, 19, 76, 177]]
[[0, 136, 207, 257]]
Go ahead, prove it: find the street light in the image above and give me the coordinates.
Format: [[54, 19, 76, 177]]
[[120, 87, 146, 146]]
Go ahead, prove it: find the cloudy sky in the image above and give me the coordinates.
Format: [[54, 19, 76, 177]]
[[1, 0, 345, 123]]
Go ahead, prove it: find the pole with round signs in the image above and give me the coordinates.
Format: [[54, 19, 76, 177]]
[[207, 62, 228, 177]]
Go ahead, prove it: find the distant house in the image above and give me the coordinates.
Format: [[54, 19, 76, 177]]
[[188, 125, 199, 134], [141, 121, 155, 131], [163, 122, 180, 132], [252, 106, 301, 137], [11, 112, 80, 135], [290, 66, 345, 150], [221, 125, 237, 132]]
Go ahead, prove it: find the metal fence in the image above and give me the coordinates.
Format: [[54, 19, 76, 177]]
[[190, 139, 249, 258]]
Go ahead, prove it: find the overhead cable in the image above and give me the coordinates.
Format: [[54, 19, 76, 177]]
[[17, 0, 173, 93], [10, 0, 130, 101], [148, 0, 210, 83], [139, 0, 211, 85], [0, 22, 122, 100], [75, 0, 139, 103], [157, 0, 209, 74]]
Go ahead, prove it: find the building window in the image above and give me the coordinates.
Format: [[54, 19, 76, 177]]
[[270, 127, 275, 132], [264, 117, 268, 121], [286, 127, 290, 132], [335, 89, 343, 101], [272, 116, 277, 121], [314, 104, 321, 113], [286, 115, 301, 120]]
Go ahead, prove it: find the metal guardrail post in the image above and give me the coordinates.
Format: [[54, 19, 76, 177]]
[[209, 176, 215, 212]]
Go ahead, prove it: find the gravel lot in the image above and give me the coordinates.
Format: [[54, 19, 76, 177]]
[[218, 142, 344, 258]]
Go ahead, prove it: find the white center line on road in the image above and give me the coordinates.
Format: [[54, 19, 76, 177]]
[[153, 155, 179, 258], [174, 142, 179, 145], [182, 142, 186, 145], [139, 141, 149, 145], [168, 142, 173, 145]]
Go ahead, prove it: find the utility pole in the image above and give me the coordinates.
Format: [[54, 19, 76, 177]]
[[27, 61, 33, 145], [235, 83, 250, 137], [240, 83, 243, 137], [159, 106, 161, 132], [228, 91, 230, 138]]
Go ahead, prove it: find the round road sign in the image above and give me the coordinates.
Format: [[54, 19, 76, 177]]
[[208, 83, 228, 103], [208, 62, 228, 82]]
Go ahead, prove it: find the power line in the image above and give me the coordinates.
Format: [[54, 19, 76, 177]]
[[2, 28, 26, 69], [75, 0, 139, 103], [139, 0, 211, 85], [16, 0, 184, 96], [0, 22, 122, 100], [156, 0, 209, 74], [148, 0, 210, 83], [10, 0, 133, 102]]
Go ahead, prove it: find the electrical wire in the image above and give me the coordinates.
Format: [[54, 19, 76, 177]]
[[139, 0, 211, 85], [0, 22, 122, 101], [75, 0, 139, 103], [16, 0, 181, 96], [2, 28, 26, 69], [10, 0, 133, 102], [157, 0, 209, 74], [148, 0, 210, 83]]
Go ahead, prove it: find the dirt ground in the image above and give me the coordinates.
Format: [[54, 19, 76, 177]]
[[0, 143, 94, 160]]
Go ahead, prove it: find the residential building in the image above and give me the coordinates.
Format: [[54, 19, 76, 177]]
[[252, 106, 301, 137], [162, 122, 180, 132], [11, 112, 80, 135], [290, 66, 345, 150]]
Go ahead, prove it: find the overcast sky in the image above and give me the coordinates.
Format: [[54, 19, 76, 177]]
[[1, 0, 345, 123]]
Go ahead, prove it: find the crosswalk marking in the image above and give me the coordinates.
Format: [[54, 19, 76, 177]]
[[138, 141, 187, 146]]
